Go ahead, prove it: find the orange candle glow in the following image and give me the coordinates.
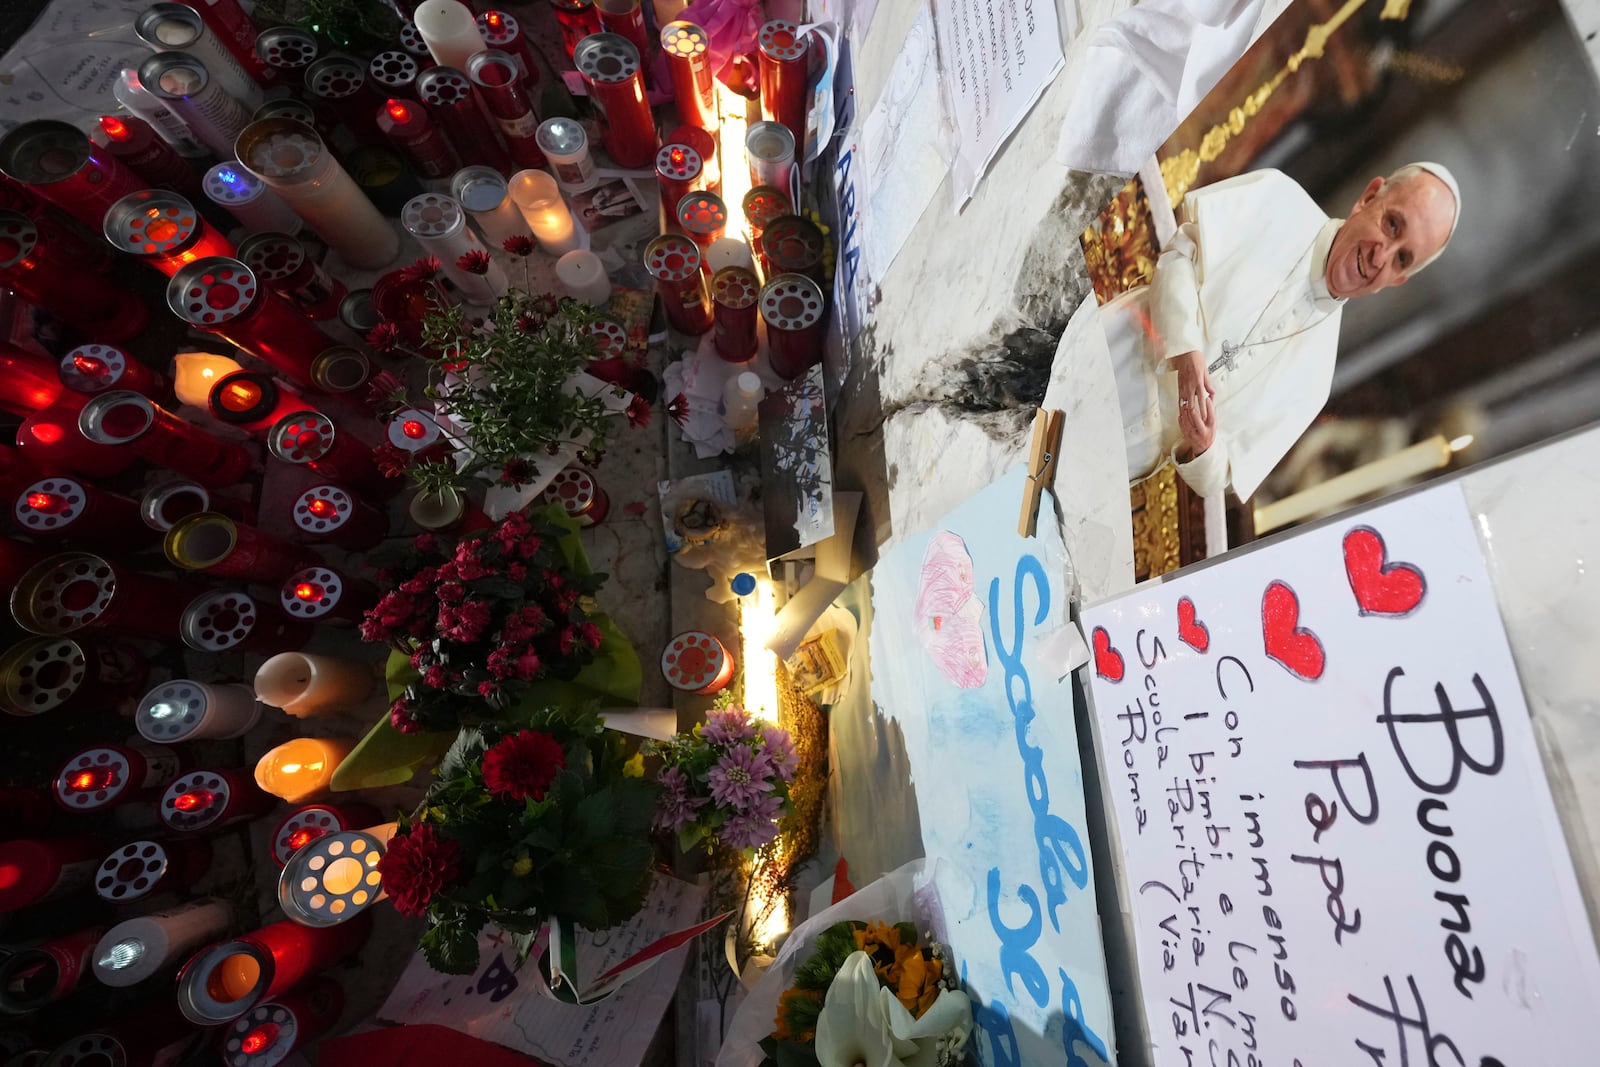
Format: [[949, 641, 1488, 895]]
[[253, 737, 355, 804]]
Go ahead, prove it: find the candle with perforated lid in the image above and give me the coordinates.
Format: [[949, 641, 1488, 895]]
[[135, 3, 264, 111], [222, 977, 345, 1067], [59, 344, 166, 399], [267, 409, 396, 498], [760, 273, 827, 379], [79, 390, 254, 488], [661, 630, 735, 694], [94, 898, 232, 988], [176, 914, 372, 1025], [160, 766, 276, 834], [0, 120, 148, 231], [280, 566, 376, 627], [595, 0, 653, 83], [290, 483, 387, 549], [476, 11, 539, 89], [139, 51, 256, 159], [164, 511, 321, 584], [269, 804, 381, 866], [644, 233, 712, 334], [376, 97, 460, 179], [417, 66, 512, 175], [0, 212, 149, 342], [574, 34, 655, 168], [237, 232, 346, 320], [254, 26, 319, 79], [202, 161, 303, 236], [369, 51, 421, 100], [137, 678, 262, 743], [661, 21, 717, 133], [302, 54, 384, 147], [92, 838, 213, 904], [53, 742, 185, 813], [656, 142, 703, 220], [103, 189, 235, 277], [166, 257, 333, 389], [179, 588, 313, 656], [401, 192, 506, 304], [547, 0, 601, 61], [758, 21, 810, 152], [0, 636, 148, 720], [0, 924, 108, 1014], [711, 267, 761, 362], [13, 476, 160, 548], [465, 51, 546, 169], [95, 114, 205, 200], [12, 552, 197, 639], [41, 1001, 202, 1067]]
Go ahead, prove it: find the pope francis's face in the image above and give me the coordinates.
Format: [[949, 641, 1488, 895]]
[[1324, 173, 1454, 300]]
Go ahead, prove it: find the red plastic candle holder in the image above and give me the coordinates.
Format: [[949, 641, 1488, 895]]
[[79, 390, 255, 488], [0, 212, 148, 341], [655, 143, 703, 221], [661, 22, 718, 133], [369, 51, 422, 98], [661, 629, 735, 695], [54, 743, 185, 813], [0, 120, 148, 232], [0, 636, 148, 720], [13, 476, 160, 548], [59, 343, 165, 399], [94, 838, 213, 903], [12, 552, 197, 638], [375, 97, 460, 179], [180, 588, 312, 655], [165, 512, 321, 584], [167, 257, 334, 390], [268, 410, 394, 498], [760, 273, 827, 380], [141, 479, 255, 532], [0, 837, 107, 912], [0, 925, 107, 1014], [18, 394, 135, 479], [574, 34, 656, 169], [676, 190, 727, 249], [465, 51, 547, 170], [208, 371, 312, 433], [270, 804, 382, 866], [159, 767, 276, 836], [595, 0, 653, 82], [644, 234, 712, 335], [667, 123, 718, 193], [237, 233, 347, 321], [280, 565, 377, 627], [416, 67, 512, 176], [178, 914, 372, 1025], [758, 21, 810, 151], [303, 55, 383, 146], [96, 114, 205, 201], [222, 977, 345, 1067], [477, 10, 540, 88], [1, 342, 66, 417], [743, 185, 792, 262], [758, 213, 827, 287], [291, 484, 387, 550], [547, 0, 602, 61], [254, 27, 320, 77], [103, 189, 235, 277], [711, 267, 761, 362], [536, 466, 609, 527]]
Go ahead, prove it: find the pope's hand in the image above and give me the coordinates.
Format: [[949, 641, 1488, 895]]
[[1174, 350, 1217, 457]]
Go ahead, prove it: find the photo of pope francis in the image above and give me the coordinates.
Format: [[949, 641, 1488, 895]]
[[1104, 162, 1461, 501]]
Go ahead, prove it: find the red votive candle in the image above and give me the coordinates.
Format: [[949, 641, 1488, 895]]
[[758, 21, 810, 153], [0, 837, 107, 912], [667, 123, 718, 193], [575, 34, 656, 168], [0, 212, 149, 341], [595, 0, 653, 83], [303, 54, 383, 146], [711, 267, 761, 362], [208, 370, 312, 433], [0, 120, 147, 232], [13, 476, 161, 549], [661, 22, 718, 134], [375, 97, 460, 179], [644, 234, 712, 334], [17, 394, 137, 480], [79, 390, 254, 488], [743, 185, 792, 268], [165, 511, 321, 584], [291, 484, 387, 550], [103, 189, 235, 277], [465, 51, 546, 169], [270, 804, 382, 866], [676, 190, 727, 249], [477, 11, 540, 90], [254, 26, 319, 79], [417, 67, 511, 176], [93, 838, 213, 904], [280, 565, 378, 627], [369, 51, 422, 99], [95, 114, 204, 201], [141, 479, 255, 532], [179, 588, 312, 655], [53, 742, 185, 813], [0, 342, 65, 417], [758, 213, 827, 287], [11, 552, 197, 638], [655, 143, 703, 222], [661, 629, 735, 695], [760, 273, 827, 379], [167, 257, 334, 390], [222, 978, 345, 1067], [237, 233, 347, 321], [547, 0, 601, 62], [0, 924, 109, 1014], [537, 466, 609, 527], [159, 767, 276, 835], [178, 914, 372, 1025], [267, 410, 395, 498], [0, 635, 148, 720], [59, 343, 165, 399]]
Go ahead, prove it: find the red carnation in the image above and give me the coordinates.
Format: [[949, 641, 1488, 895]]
[[503, 235, 535, 256], [378, 822, 463, 916], [481, 729, 566, 802], [389, 695, 423, 734], [626, 393, 651, 428], [458, 250, 491, 276]]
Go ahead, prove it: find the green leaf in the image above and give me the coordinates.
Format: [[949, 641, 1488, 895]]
[[420, 917, 482, 975], [571, 789, 616, 846]]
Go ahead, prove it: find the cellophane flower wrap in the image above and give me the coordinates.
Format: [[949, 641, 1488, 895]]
[[360, 511, 608, 733], [646, 705, 799, 852], [388, 710, 658, 975]]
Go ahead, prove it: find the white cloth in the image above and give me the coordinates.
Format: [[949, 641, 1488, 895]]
[[1099, 168, 1346, 500], [1056, 0, 1286, 176]]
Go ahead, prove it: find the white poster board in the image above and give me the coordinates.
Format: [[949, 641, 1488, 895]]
[[1079, 482, 1600, 1066], [931, 0, 1065, 206]]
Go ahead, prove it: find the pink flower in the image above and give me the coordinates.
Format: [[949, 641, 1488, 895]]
[[373, 443, 411, 478], [578, 622, 602, 650], [414, 533, 439, 553], [477, 679, 502, 700], [499, 458, 534, 485], [389, 696, 422, 734], [443, 599, 492, 642], [513, 648, 543, 680], [423, 665, 448, 688], [437, 581, 466, 604]]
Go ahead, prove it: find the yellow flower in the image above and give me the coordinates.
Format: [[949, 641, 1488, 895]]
[[623, 752, 645, 778], [773, 985, 822, 1042], [511, 855, 533, 877], [894, 950, 944, 1018], [853, 921, 907, 983]]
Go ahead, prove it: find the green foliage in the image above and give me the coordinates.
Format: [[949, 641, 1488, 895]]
[[793, 921, 867, 992]]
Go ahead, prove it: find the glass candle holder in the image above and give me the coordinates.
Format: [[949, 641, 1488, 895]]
[[310, 346, 373, 398], [270, 804, 381, 866], [0, 636, 148, 721], [208, 370, 311, 433], [267, 410, 394, 498], [237, 233, 347, 320], [676, 190, 727, 249], [417, 67, 511, 175], [254, 652, 375, 719], [137, 679, 262, 744], [164, 511, 321, 583], [476, 11, 540, 90], [547, 0, 601, 62], [139, 52, 256, 159], [135, 3, 263, 111], [555, 249, 611, 305], [160, 767, 275, 835], [760, 273, 827, 379], [0, 212, 149, 341], [254, 27, 320, 79], [757, 21, 810, 152], [745, 122, 796, 199], [376, 97, 460, 179], [253, 737, 356, 804], [203, 162, 303, 236], [644, 233, 711, 334], [60, 344, 166, 399], [0, 342, 65, 418], [280, 565, 377, 628], [655, 143, 703, 221], [290, 483, 387, 550], [508, 168, 579, 255], [574, 34, 655, 169], [401, 193, 506, 304], [172, 350, 245, 407], [369, 51, 422, 98], [12, 552, 197, 639], [661, 22, 717, 133], [167, 256, 334, 389], [221, 978, 345, 1067], [94, 899, 233, 989], [179, 588, 312, 656], [235, 118, 399, 270], [537, 117, 597, 193], [758, 213, 827, 287], [103, 189, 235, 276], [303, 55, 383, 147], [53, 742, 183, 813], [465, 51, 546, 169], [17, 396, 136, 480], [711, 266, 761, 362], [13, 475, 159, 549], [0, 120, 148, 232], [92, 838, 213, 904], [95, 114, 206, 201], [79, 390, 254, 488], [450, 165, 531, 247], [413, 0, 489, 70]]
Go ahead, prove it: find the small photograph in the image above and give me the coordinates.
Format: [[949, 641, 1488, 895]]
[[569, 178, 645, 233]]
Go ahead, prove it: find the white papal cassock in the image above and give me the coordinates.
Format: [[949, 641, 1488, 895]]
[[1099, 168, 1347, 500]]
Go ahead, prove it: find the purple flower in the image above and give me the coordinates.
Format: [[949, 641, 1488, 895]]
[[653, 765, 706, 832], [701, 707, 757, 745], [707, 744, 774, 810], [762, 725, 799, 783], [719, 793, 783, 850]]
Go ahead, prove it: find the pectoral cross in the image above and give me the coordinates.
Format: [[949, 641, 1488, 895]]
[[1209, 342, 1240, 375]]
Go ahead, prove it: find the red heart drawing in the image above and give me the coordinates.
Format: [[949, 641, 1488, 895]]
[[1343, 526, 1427, 617], [1177, 596, 1210, 653], [1261, 581, 1325, 681], [1091, 626, 1125, 682]]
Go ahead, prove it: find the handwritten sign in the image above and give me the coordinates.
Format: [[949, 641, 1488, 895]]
[[1080, 482, 1600, 1065], [869, 466, 1115, 1067]]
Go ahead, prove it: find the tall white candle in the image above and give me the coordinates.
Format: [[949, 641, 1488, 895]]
[[413, 0, 489, 71], [508, 169, 580, 256], [255, 652, 376, 719], [94, 898, 232, 987], [235, 118, 399, 270], [706, 237, 755, 274], [1253, 435, 1456, 534], [556, 250, 611, 305]]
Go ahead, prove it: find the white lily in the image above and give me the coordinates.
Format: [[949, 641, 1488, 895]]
[[880, 984, 973, 1067], [814, 952, 919, 1067]]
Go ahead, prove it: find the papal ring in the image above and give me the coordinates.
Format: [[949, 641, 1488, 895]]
[[1180, 398, 1190, 408]]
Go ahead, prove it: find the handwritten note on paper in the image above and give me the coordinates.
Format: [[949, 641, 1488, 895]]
[[931, 0, 1065, 206], [378, 875, 705, 1067], [1080, 482, 1600, 1066], [869, 466, 1116, 1067]]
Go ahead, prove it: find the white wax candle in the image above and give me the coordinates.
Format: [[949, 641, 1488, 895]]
[[254, 652, 376, 719], [413, 0, 489, 71], [453, 169, 533, 247], [508, 169, 580, 256], [556, 250, 611, 305], [706, 237, 755, 274]]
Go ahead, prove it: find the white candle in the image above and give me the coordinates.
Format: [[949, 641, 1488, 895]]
[[254, 652, 376, 719], [413, 0, 489, 71], [236, 118, 399, 270], [556, 250, 611, 305], [451, 166, 532, 248], [706, 237, 755, 274], [93, 898, 232, 987], [1253, 435, 1456, 533], [508, 169, 580, 256]]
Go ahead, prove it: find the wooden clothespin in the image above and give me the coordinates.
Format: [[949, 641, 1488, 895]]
[[1018, 408, 1064, 538]]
